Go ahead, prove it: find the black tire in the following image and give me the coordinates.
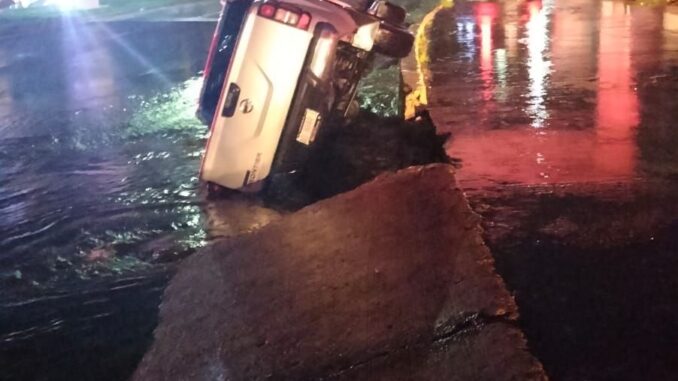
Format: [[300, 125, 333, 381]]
[[373, 23, 414, 59], [370, 1, 407, 25]]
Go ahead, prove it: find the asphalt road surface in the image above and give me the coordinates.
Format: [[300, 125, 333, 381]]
[[426, 0, 678, 380]]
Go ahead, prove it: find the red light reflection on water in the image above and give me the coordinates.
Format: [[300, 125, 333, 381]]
[[444, 0, 640, 188], [479, 15, 493, 101], [476, 3, 499, 119], [593, 0, 639, 179]]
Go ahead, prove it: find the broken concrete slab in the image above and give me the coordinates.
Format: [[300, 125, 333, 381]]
[[133, 164, 546, 381]]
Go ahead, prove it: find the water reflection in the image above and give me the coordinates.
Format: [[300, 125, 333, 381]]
[[0, 20, 216, 381], [61, 17, 120, 109], [478, 3, 495, 102], [429, 0, 676, 188], [524, 0, 551, 128], [550, 0, 598, 89], [594, 0, 638, 178], [0, 21, 215, 291]]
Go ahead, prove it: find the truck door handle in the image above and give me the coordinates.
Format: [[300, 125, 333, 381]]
[[221, 82, 240, 117]]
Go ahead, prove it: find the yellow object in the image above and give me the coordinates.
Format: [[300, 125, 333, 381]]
[[404, 0, 454, 119]]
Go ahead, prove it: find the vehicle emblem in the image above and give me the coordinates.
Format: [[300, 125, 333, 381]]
[[239, 99, 254, 114]]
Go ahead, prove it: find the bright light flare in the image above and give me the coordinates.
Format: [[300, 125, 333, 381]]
[[479, 15, 493, 101], [525, 0, 552, 128]]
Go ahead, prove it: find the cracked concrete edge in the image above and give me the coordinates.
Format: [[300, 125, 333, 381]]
[[396, 1, 549, 375], [395, 0, 525, 344], [355, 166, 521, 321], [328, 322, 547, 381]]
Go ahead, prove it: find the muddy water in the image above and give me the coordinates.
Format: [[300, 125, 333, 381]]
[[0, 20, 219, 380], [427, 0, 678, 380]]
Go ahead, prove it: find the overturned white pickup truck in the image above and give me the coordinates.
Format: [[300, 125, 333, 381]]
[[197, 0, 413, 192]]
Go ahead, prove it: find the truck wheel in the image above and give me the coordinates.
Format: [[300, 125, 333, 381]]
[[373, 23, 414, 59], [369, 1, 407, 25]]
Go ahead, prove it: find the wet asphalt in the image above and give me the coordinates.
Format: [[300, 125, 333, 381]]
[[426, 0, 678, 380]]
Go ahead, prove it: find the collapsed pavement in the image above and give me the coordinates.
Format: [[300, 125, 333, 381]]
[[133, 164, 547, 381]]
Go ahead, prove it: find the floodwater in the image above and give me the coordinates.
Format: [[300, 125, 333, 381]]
[[426, 0, 678, 380], [0, 19, 216, 380]]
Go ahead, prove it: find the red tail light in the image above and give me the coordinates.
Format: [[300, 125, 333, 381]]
[[257, 1, 312, 30], [258, 3, 276, 18], [297, 12, 311, 30]]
